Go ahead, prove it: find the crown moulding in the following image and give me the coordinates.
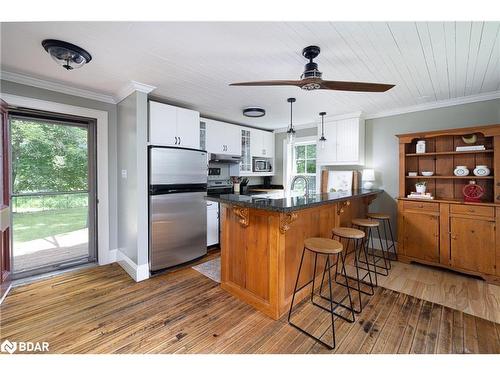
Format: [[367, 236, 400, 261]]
[[1, 70, 156, 104]]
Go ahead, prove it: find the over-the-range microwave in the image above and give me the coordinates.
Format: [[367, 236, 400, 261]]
[[253, 158, 272, 172]]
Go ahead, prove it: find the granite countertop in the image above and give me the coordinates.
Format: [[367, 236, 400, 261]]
[[206, 189, 383, 212]]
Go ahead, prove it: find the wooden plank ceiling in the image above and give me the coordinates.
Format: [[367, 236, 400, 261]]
[[1, 22, 499, 128]]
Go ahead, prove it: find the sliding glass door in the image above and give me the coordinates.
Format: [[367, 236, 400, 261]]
[[9, 112, 96, 277]]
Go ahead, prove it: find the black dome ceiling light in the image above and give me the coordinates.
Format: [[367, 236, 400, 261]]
[[243, 107, 266, 118], [42, 39, 92, 70]]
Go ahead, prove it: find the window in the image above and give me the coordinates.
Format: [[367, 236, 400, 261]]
[[291, 142, 316, 195]]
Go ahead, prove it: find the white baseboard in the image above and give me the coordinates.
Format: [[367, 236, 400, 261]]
[[98, 248, 117, 266], [116, 249, 149, 282]]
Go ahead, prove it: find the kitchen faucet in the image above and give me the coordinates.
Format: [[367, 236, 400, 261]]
[[290, 175, 310, 196]]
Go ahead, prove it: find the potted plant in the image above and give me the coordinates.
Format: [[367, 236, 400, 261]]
[[415, 181, 427, 194]]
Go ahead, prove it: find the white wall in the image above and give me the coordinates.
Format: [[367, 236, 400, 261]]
[[116, 91, 149, 280]]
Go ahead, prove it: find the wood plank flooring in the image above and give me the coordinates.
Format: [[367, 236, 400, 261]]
[[1, 261, 499, 354]]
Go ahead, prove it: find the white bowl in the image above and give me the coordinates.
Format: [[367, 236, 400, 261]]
[[421, 171, 434, 176]]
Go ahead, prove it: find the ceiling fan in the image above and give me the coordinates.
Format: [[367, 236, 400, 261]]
[[230, 45, 395, 92]]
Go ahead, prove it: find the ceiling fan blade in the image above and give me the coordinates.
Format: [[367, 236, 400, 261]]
[[319, 80, 395, 92], [230, 80, 302, 87]]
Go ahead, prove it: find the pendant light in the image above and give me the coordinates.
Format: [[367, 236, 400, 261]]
[[318, 111, 327, 149], [286, 98, 296, 145]]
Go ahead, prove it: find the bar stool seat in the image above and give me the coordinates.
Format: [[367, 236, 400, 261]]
[[352, 217, 390, 282], [304, 237, 343, 254], [367, 212, 397, 262], [288, 237, 355, 350], [352, 218, 379, 227], [332, 227, 365, 239], [367, 212, 390, 220]]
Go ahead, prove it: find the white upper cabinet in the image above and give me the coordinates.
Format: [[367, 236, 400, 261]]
[[317, 115, 365, 165], [250, 129, 274, 158], [149, 101, 200, 149], [205, 119, 241, 156]]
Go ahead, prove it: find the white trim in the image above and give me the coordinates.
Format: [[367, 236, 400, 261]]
[[116, 249, 149, 282], [115, 81, 156, 103], [0, 93, 112, 266], [1, 71, 116, 104], [365, 90, 500, 119]]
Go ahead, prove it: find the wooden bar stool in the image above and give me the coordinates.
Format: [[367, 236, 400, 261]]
[[288, 237, 355, 350], [352, 218, 390, 285], [324, 227, 375, 314], [367, 213, 397, 262]]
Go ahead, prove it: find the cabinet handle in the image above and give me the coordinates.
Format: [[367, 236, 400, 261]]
[[179, 137, 181, 145], [451, 234, 457, 240], [175, 136, 179, 145]]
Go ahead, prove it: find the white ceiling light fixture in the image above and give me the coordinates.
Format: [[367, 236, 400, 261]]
[[243, 107, 266, 118], [42, 39, 92, 70], [286, 98, 296, 146]]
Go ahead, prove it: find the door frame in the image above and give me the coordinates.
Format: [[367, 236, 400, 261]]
[[9, 111, 98, 277], [1, 99, 12, 303], [0, 94, 112, 266]]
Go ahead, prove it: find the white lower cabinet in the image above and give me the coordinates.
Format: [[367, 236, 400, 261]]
[[206, 201, 219, 246]]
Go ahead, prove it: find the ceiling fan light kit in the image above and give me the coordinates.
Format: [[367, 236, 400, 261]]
[[230, 45, 395, 92], [42, 39, 92, 70]]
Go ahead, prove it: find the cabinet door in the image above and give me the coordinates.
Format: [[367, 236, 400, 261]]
[[316, 120, 337, 164], [336, 118, 360, 163], [206, 202, 219, 246], [262, 131, 274, 158], [149, 101, 177, 145], [403, 211, 439, 262], [206, 120, 241, 155], [250, 129, 263, 157], [176, 107, 200, 149], [450, 217, 495, 274]]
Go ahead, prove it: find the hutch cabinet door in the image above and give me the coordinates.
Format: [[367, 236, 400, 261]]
[[403, 211, 440, 262], [450, 217, 496, 274]]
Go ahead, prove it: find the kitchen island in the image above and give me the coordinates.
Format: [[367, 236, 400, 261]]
[[207, 189, 382, 319]]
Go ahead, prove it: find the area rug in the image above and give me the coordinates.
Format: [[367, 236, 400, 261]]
[[192, 257, 221, 283]]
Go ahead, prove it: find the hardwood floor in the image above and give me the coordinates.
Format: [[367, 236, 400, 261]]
[[376, 260, 500, 324], [1, 260, 499, 354]]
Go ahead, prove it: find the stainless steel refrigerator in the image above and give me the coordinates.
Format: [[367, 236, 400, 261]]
[[149, 146, 208, 272]]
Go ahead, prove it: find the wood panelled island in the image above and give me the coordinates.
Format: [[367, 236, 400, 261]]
[[207, 189, 382, 320]]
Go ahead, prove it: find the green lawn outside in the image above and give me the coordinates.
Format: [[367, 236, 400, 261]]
[[13, 206, 88, 243]]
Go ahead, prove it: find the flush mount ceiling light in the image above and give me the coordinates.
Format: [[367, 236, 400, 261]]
[[243, 107, 266, 118], [42, 39, 92, 70]]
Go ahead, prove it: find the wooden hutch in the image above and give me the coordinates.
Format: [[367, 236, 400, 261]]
[[397, 124, 500, 285]]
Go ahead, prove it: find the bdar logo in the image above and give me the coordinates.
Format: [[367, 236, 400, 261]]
[[1, 340, 17, 354]]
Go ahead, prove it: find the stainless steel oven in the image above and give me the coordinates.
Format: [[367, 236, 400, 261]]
[[253, 158, 272, 172]]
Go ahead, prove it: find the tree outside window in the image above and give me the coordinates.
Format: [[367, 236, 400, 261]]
[[292, 142, 316, 195]]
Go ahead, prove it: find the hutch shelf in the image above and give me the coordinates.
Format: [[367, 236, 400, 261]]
[[396, 124, 500, 285]]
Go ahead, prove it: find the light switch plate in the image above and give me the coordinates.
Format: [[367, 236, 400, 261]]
[[121, 169, 127, 179]]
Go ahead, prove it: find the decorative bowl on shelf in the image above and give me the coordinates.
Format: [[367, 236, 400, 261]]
[[473, 165, 491, 176], [421, 171, 434, 176], [453, 166, 470, 176]]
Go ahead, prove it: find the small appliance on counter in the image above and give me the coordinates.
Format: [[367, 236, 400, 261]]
[[253, 157, 272, 172]]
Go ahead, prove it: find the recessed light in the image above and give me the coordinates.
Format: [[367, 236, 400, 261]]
[[243, 107, 266, 118]]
